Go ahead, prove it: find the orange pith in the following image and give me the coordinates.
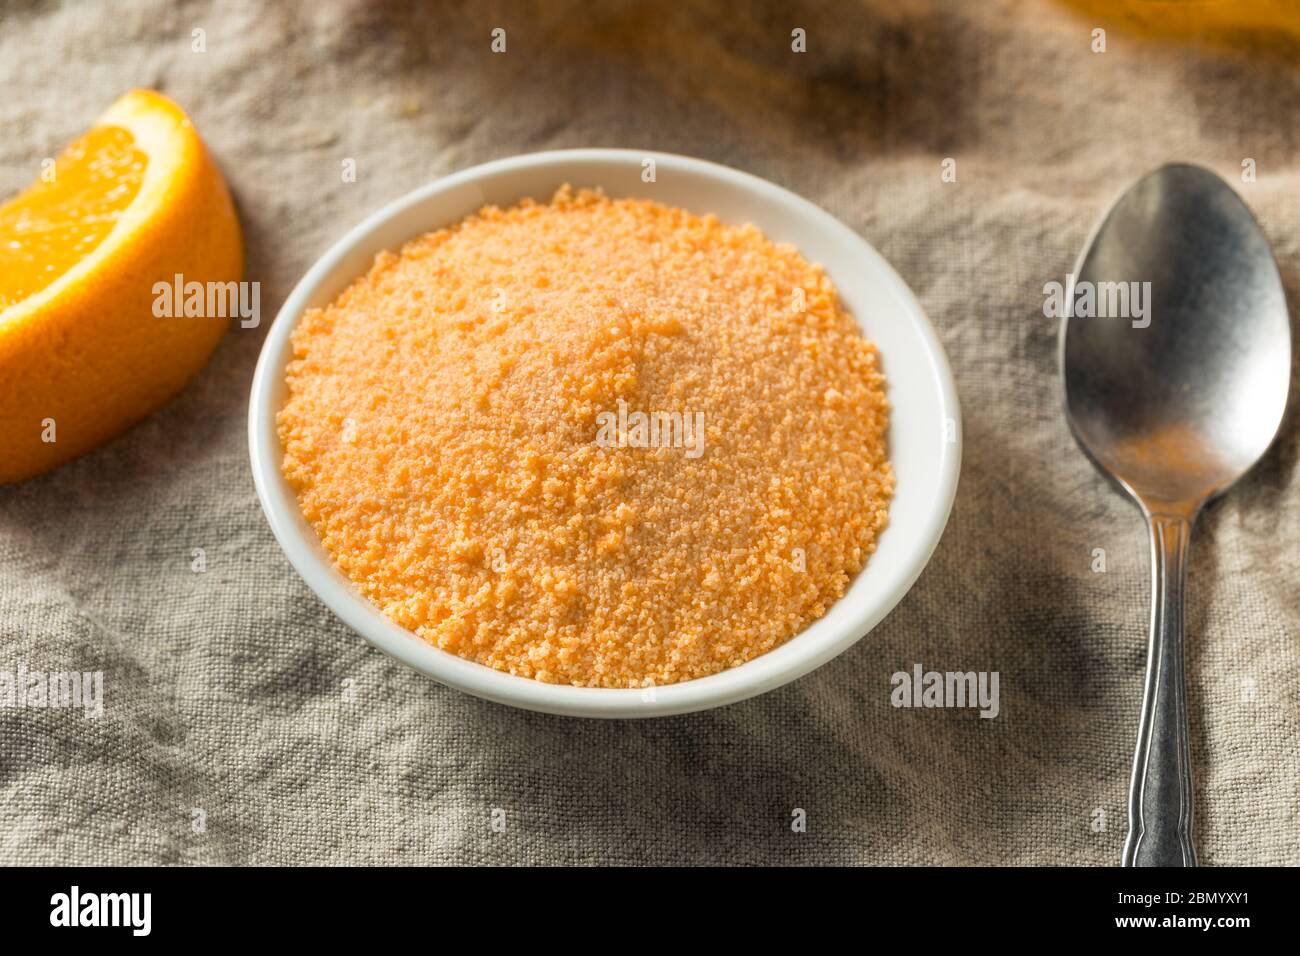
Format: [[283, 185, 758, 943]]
[[0, 126, 146, 310]]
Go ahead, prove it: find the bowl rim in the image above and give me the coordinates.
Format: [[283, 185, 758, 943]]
[[248, 148, 961, 718]]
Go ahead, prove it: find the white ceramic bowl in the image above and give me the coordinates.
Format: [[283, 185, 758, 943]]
[[249, 149, 961, 718]]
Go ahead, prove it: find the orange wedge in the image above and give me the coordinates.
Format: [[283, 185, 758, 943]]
[[0, 90, 243, 484]]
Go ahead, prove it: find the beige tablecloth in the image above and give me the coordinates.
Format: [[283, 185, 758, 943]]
[[1, 0, 1296, 865]]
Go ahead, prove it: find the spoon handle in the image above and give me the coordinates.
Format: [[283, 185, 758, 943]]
[[1123, 513, 1197, 867]]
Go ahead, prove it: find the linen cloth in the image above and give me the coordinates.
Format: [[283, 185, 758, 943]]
[[1, 0, 1297, 865]]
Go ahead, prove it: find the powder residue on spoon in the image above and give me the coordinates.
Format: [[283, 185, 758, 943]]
[[278, 186, 892, 687]]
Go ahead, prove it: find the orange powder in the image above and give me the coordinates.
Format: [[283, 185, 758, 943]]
[[278, 187, 892, 687]]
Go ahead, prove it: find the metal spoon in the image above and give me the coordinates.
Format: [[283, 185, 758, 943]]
[[1061, 163, 1292, 866]]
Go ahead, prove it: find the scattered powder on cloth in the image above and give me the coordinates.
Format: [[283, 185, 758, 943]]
[[277, 186, 892, 687]]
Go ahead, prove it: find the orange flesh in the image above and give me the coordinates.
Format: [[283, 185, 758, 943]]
[[0, 125, 146, 310]]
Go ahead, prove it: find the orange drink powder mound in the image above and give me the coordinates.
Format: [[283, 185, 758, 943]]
[[278, 187, 893, 688]]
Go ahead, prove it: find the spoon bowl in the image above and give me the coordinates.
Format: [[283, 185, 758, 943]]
[[1062, 163, 1291, 866], [1064, 164, 1290, 514]]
